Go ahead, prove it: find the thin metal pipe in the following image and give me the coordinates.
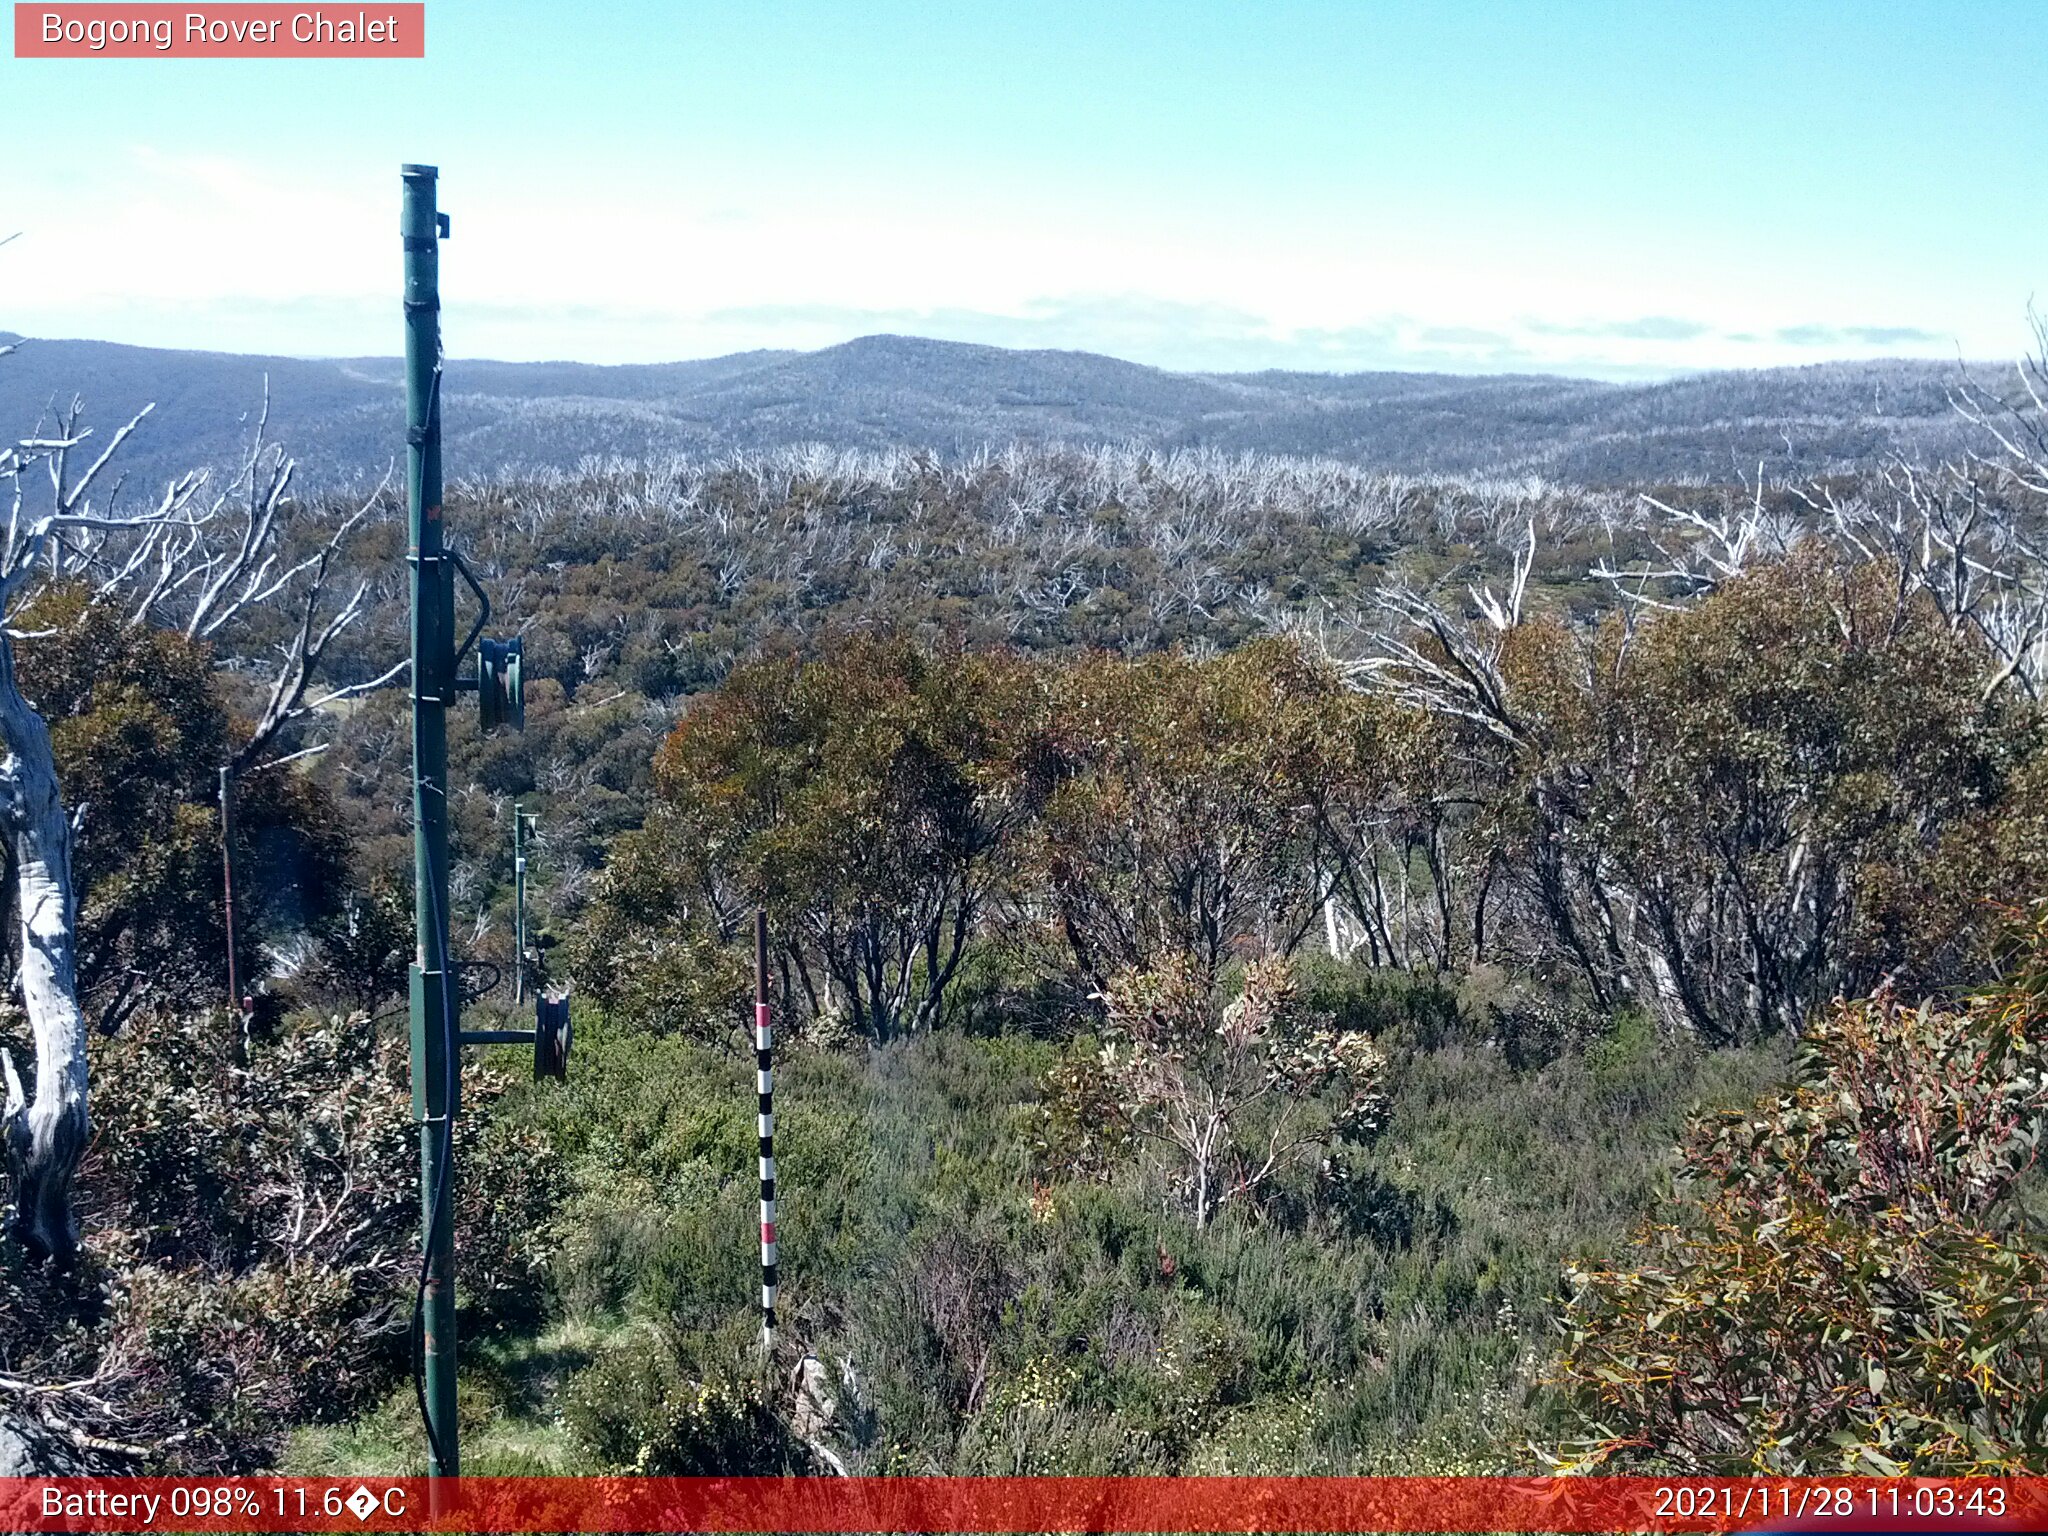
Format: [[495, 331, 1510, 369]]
[[512, 803, 527, 1003], [218, 765, 239, 1012], [458, 1029, 537, 1046]]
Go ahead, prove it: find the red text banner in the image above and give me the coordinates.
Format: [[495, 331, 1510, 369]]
[[14, 4, 424, 58], [2, 1476, 2045, 1533]]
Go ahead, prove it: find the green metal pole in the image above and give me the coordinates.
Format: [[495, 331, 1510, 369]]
[[402, 162, 459, 1480]]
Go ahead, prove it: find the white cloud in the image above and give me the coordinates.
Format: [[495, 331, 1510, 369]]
[[0, 153, 2005, 376]]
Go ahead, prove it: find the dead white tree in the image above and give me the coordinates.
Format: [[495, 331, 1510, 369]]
[[1592, 326, 2048, 696], [1588, 465, 1799, 609], [1791, 461, 2048, 701], [0, 382, 397, 1260], [0, 402, 195, 1258], [1954, 309, 2048, 502], [47, 387, 404, 766]]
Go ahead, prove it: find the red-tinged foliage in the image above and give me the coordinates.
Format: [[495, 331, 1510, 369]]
[[1552, 913, 2048, 1473]]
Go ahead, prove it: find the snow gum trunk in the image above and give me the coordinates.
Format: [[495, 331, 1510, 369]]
[[0, 630, 88, 1262]]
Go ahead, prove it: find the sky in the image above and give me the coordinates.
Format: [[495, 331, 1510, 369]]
[[1, 1, 2043, 378]]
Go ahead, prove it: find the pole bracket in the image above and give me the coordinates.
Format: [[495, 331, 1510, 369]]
[[448, 546, 491, 666], [458, 1029, 535, 1047]]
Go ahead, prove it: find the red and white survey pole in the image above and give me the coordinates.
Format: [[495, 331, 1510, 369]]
[[754, 908, 777, 1359]]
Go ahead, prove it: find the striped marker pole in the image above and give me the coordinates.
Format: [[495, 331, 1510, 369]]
[[755, 909, 777, 1359]]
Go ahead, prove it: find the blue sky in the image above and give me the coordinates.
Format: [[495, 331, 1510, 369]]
[[2, 1, 2042, 376]]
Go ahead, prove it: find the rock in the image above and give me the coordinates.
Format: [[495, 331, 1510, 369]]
[[0, 1412, 89, 1476], [790, 1353, 836, 1441], [789, 1352, 872, 1476]]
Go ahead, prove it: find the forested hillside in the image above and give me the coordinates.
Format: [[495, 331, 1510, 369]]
[[0, 330, 2016, 493], [3, 339, 2047, 1478]]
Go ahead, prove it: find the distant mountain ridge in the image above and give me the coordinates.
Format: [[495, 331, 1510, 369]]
[[0, 329, 2006, 492]]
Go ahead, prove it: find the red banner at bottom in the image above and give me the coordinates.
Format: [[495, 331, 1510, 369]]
[[3, 1476, 2044, 1534]]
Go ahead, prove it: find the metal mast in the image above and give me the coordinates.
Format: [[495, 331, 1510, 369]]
[[398, 159, 557, 1485], [402, 161, 459, 1479]]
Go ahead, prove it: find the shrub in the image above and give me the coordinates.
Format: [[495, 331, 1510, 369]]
[[1552, 918, 2048, 1473], [563, 1329, 806, 1473], [1041, 952, 1388, 1227], [0, 1010, 561, 1471]]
